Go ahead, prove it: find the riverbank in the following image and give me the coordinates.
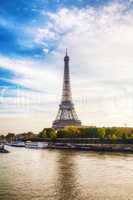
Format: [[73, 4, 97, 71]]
[[7, 141, 133, 153], [47, 143, 133, 153]]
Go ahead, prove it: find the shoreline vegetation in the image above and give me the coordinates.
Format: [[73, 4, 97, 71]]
[[1, 126, 133, 153]]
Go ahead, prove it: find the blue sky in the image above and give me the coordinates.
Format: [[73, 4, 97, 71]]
[[0, 0, 133, 133], [0, 0, 113, 60]]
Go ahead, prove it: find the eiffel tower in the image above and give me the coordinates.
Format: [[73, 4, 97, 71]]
[[52, 49, 81, 129]]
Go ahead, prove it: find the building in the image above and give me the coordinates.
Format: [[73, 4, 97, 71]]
[[52, 49, 81, 129]]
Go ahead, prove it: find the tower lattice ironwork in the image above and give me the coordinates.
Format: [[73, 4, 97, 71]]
[[52, 49, 81, 129]]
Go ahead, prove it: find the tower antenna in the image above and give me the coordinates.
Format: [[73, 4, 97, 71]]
[[66, 48, 67, 56]]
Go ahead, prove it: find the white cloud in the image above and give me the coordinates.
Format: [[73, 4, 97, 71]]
[[43, 48, 49, 54], [0, 55, 61, 93], [35, 28, 56, 44]]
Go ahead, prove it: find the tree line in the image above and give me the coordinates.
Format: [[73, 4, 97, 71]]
[[1, 126, 133, 143]]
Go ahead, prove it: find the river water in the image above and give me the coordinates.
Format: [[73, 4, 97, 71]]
[[0, 147, 133, 200]]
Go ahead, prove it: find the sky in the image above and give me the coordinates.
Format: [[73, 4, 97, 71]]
[[0, 0, 133, 134]]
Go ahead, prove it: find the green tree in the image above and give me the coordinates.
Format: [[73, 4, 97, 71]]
[[50, 131, 57, 142], [97, 128, 106, 140], [60, 126, 80, 138], [38, 131, 47, 139], [6, 133, 15, 142], [122, 132, 129, 141], [39, 128, 56, 138], [106, 128, 118, 140], [0, 135, 5, 141], [78, 127, 97, 138], [26, 132, 36, 140]]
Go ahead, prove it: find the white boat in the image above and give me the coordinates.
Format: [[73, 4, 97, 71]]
[[25, 141, 48, 149], [0, 143, 4, 150], [9, 142, 25, 147]]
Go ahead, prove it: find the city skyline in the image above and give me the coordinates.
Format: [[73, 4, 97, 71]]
[[1, 0, 133, 133]]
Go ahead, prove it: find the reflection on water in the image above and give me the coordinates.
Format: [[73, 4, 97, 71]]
[[0, 147, 133, 200], [56, 151, 81, 200]]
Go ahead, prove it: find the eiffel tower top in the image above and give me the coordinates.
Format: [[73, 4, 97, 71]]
[[64, 48, 69, 61]]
